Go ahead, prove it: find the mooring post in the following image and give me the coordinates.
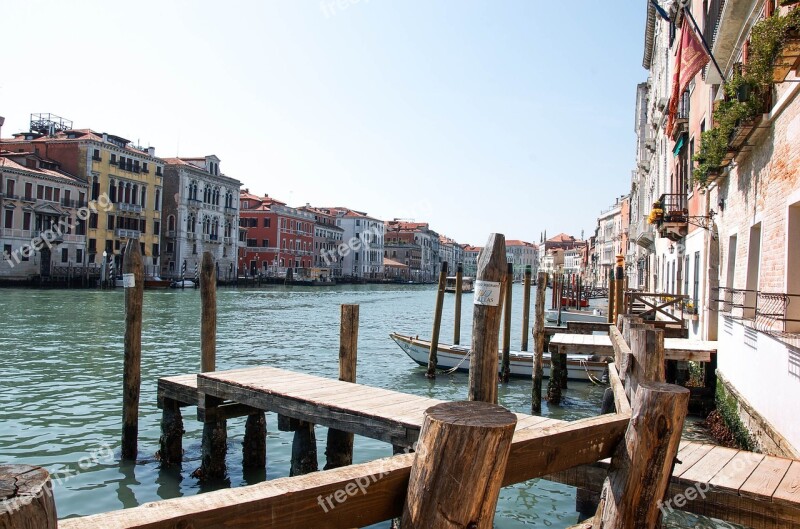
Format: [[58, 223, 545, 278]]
[[614, 255, 625, 326], [501, 262, 513, 383], [290, 421, 318, 476], [158, 398, 184, 467], [400, 402, 517, 529], [626, 326, 666, 401], [325, 304, 359, 470], [532, 271, 547, 414], [596, 382, 689, 529], [468, 234, 506, 404], [607, 271, 616, 324], [198, 252, 230, 479], [0, 465, 57, 528], [427, 261, 448, 378], [453, 264, 463, 345], [547, 341, 563, 405], [121, 240, 143, 461], [521, 265, 532, 351]]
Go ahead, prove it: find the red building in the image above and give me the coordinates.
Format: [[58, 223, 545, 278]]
[[238, 190, 315, 277]]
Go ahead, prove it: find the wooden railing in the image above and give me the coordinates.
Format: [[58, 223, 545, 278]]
[[624, 291, 689, 323]]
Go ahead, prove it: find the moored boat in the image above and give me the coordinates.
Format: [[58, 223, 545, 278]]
[[545, 308, 606, 325], [444, 276, 474, 293], [389, 333, 608, 381], [144, 276, 172, 289]]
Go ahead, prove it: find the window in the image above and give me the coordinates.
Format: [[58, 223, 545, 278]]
[[37, 185, 44, 199], [62, 248, 69, 263], [683, 256, 690, 296], [111, 153, 117, 165], [153, 244, 159, 258], [154, 220, 160, 235], [89, 213, 98, 229], [263, 217, 271, 228], [192, 243, 197, 255], [4, 209, 13, 228], [139, 219, 146, 233], [142, 162, 149, 173], [155, 189, 161, 211], [247, 238, 257, 247], [156, 166, 162, 176], [107, 215, 115, 230], [119, 156, 126, 169], [744, 224, 762, 320], [54, 188, 60, 202], [262, 239, 270, 247], [76, 219, 86, 236], [45, 187, 53, 201], [76, 249, 83, 263], [5, 180, 14, 197], [693, 252, 700, 308], [24, 182, 32, 200], [167, 242, 174, 253], [92, 179, 100, 200], [789, 203, 800, 332], [3, 244, 10, 259], [88, 238, 97, 255], [92, 149, 101, 161], [23, 212, 31, 231]]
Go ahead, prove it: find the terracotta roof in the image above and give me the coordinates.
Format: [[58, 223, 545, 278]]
[[383, 258, 409, 268], [0, 155, 82, 183], [505, 239, 537, 247], [547, 233, 577, 243], [462, 245, 483, 252]]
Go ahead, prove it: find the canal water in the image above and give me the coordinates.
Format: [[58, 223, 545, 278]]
[[0, 285, 742, 528]]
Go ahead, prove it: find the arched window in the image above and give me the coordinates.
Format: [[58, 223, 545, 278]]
[[168, 214, 176, 231]]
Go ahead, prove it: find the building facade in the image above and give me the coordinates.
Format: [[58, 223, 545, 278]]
[[161, 156, 242, 281], [299, 205, 345, 279], [239, 192, 315, 277], [0, 152, 89, 282], [2, 117, 165, 274], [505, 240, 539, 279], [384, 229, 422, 281]]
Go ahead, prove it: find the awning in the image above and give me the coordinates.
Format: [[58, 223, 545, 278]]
[[673, 134, 686, 156]]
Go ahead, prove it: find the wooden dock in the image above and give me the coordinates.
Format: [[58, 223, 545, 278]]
[[548, 332, 717, 362], [154, 365, 800, 529]]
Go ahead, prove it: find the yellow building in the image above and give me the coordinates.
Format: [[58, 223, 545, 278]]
[[3, 115, 165, 273]]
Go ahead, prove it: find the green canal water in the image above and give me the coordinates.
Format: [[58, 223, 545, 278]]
[[0, 285, 743, 528]]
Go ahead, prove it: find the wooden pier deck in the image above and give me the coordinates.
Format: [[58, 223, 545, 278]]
[[549, 332, 717, 362], [155, 365, 800, 529]]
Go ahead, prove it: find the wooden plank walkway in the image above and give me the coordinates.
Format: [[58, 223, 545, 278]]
[[549, 332, 717, 362], [158, 366, 799, 528], [550, 440, 800, 528]]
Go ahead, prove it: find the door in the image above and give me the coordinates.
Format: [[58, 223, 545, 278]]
[[40, 247, 51, 277]]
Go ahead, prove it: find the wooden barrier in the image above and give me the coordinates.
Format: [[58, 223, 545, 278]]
[[501, 262, 513, 383], [121, 240, 143, 461], [0, 465, 57, 528], [427, 262, 448, 378], [468, 234, 506, 404], [325, 304, 359, 470], [521, 265, 532, 351], [400, 402, 517, 528]]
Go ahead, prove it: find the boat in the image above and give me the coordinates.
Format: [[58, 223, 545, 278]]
[[444, 276, 474, 293], [144, 276, 172, 289], [545, 308, 607, 325], [169, 279, 196, 288], [389, 333, 609, 381]]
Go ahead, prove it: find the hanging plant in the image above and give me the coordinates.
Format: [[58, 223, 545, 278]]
[[693, 7, 800, 187]]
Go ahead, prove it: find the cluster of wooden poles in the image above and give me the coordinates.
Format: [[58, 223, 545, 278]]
[[2, 235, 696, 529]]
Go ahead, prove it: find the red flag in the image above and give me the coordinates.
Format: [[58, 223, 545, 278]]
[[667, 17, 709, 135]]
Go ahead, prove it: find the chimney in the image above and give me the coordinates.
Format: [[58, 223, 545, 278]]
[[102, 133, 108, 143], [147, 147, 155, 157]]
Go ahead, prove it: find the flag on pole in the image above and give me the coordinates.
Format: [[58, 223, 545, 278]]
[[650, 0, 671, 22], [667, 16, 710, 136]]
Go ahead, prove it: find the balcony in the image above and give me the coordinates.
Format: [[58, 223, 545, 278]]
[[713, 287, 800, 340], [186, 231, 197, 239], [670, 91, 689, 140], [21, 195, 36, 203], [224, 236, 233, 244], [187, 198, 202, 208], [115, 229, 141, 239], [655, 193, 688, 242], [224, 206, 237, 215], [203, 234, 221, 243], [116, 203, 143, 214], [167, 230, 176, 238], [61, 198, 88, 208]]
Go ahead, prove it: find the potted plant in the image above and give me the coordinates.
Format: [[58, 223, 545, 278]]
[[647, 202, 664, 225]]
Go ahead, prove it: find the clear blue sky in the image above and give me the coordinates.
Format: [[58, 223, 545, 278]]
[[1, 1, 647, 246]]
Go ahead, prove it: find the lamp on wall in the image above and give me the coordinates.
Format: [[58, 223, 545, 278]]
[[718, 198, 725, 212], [669, 243, 675, 254]]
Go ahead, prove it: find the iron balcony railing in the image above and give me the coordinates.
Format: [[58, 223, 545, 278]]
[[658, 193, 688, 221], [711, 287, 800, 337]]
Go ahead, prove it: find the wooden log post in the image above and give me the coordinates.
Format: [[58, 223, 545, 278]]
[[607, 273, 616, 324], [158, 398, 184, 467], [198, 252, 229, 479], [325, 304, 359, 470], [547, 342, 563, 404], [453, 264, 463, 345], [521, 265, 532, 351], [0, 465, 57, 528], [242, 412, 267, 470], [200, 251, 216, 372], [613, 255, 625, 326], [532, 271, 547, 414], [596, 382, 690, 529], [626, 327, 666, 401], [400, 401, 517, 529], [290, 422, 318, 476], [121, 239, 143, 461], [427, 261, 448, 379], [501, 263, 513, 383], [468, 234, 507, 404]]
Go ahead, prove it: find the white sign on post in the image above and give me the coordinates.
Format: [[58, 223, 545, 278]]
[[122, 273, 135, 288], [473, 280, 501, 306]]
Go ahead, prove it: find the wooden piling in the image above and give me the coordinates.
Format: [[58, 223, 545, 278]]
[[607, 275, 615, 324], [468, 234, 506, 404], [325, 304, 359, 470], [427, 261, 448, 379], [453, 264, 463, 345], [501, 263, 513, 383], [532, 271, 547, 414], [596, 382, 690, 529], [400, 401, 517, 529], [121, 239, 143, 461], [521, 265, 532, 351], [242, 412, 267, 470], [200, 252, 216, 372], [0, 465, 57, 528], [613, 256, 625, 326], [626, 327, 665, 401], [290, 422, 318, 476], [158, 398, 184, 467], [547, 346, 563, 404], [198, 395, 227, 481]]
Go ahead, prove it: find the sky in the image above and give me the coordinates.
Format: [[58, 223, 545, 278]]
[[0, 0, 648, 247]]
